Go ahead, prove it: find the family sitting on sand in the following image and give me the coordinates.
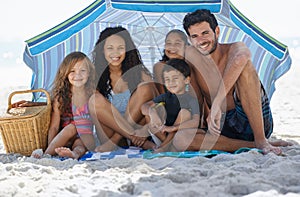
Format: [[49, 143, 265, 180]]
[[31, 9, 291, 159]]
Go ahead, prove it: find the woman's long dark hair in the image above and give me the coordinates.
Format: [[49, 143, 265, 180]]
[[92, 26, 151, 99]]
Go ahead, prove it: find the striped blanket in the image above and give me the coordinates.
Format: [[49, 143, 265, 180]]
[[79, 146, 262, 161]]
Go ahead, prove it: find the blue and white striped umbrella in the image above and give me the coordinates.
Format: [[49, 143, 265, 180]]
[[23, 0, 292, 101]]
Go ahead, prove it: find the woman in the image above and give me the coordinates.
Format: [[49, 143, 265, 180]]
[[89, 26, 158, 152]]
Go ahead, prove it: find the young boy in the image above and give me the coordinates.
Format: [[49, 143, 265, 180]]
[[139, 58, 200, 152]]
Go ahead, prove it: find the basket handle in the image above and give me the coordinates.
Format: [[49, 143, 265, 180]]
[[7, 88, 51, 113]]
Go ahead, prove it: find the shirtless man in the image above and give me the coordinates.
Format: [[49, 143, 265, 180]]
[[172, 9, 287, 155]]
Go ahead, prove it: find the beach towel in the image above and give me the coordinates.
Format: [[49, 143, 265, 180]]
[[79, 146, 263, 161]]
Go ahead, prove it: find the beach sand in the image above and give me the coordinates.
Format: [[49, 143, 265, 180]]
[[0, 56, 299, 196]]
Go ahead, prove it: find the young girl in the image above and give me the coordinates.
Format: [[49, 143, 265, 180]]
[[32, 51, 96, 159], [89, 26, 159, 152]]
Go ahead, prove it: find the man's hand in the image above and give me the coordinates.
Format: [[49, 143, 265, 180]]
[[207, 103, 223, 136]]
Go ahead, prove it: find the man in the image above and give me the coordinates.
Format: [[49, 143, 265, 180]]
[[172, 9, 287, 155]]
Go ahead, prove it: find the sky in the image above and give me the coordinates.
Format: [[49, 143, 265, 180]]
[[231, 0, 300, 39], [0, 0, 299, 86], [0, 0, 94, 42], [0, 0, 299, 42]]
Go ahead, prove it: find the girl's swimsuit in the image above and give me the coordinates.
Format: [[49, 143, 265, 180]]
[[61, 103, 93, 136]]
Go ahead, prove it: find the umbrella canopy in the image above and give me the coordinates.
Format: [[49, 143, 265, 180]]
[[23, 0, 292, 100]]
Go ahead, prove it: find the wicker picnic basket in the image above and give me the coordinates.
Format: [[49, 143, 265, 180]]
[[0, 89, 51, 156]]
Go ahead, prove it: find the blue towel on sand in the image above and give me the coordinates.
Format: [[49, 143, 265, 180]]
[[79, 147, 262, 161]]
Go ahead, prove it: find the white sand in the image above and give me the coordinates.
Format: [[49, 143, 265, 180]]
[[0, 55, 299, 196]]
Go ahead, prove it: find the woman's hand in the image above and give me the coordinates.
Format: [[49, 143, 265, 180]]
[[130, 135, 146, 147], [161, 125, 177, 134]]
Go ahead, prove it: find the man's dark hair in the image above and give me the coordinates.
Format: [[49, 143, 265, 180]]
[[183, 9, 218, 36]]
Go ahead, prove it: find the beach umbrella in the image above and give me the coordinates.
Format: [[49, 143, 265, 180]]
[[23, 0, 292, 100]]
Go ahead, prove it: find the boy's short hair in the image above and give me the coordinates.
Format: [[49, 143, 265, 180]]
[[163, 58, 191, 78]]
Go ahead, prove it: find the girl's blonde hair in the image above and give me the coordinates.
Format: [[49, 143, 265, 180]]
[[51, 51, 96, 115]]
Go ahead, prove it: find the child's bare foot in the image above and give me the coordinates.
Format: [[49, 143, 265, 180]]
[[31, 149, 43, 159], [55, 147, 79, 159], [95, 141, 117, 152]]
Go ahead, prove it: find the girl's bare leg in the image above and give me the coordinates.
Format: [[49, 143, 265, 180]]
[[44, 124, 77, 155], [55, 138, 87, 159]]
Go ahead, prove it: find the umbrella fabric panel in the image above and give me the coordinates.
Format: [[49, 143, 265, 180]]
[[23, 0, 292, 102], [111, 0, 222, 13]]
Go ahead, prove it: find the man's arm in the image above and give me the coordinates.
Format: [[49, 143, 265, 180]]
[[209, 42, 252, 135], [214, 42, 252, 106]]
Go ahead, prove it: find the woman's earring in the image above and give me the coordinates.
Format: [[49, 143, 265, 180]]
[[185, 84, 189, 92]]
